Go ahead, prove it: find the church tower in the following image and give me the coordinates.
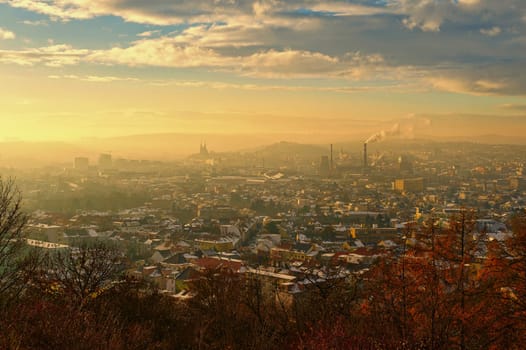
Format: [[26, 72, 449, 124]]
[[200, 141, 209, 156]]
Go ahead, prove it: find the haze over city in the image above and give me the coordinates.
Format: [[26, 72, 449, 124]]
[[2, 2, 526, 350]]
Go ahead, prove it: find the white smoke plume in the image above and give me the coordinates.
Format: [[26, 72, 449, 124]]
[[365, 123, 400, 144], [365, 115, 432, 143]]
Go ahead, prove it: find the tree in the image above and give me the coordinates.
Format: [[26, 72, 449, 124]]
[[321, 225, 336, 241], [0, 178, 33, 305], [0, 277, 174, 350], [40, 240, 123, 308], [478, 214, 526, 348], [264, 221, 280, 234]]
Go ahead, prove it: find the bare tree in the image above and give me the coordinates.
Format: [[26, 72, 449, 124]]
[[0, 178, 30, 304], [43, 240, 123, 308]]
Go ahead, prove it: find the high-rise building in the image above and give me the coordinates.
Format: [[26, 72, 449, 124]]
[[510, 177, 526, 191], [74, 157, 89, 171], [394, 177, 425, 193], [99, 153, 112, 170], [398, 155, 413, 174]]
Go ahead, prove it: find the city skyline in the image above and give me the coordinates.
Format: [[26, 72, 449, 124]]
[[0, 1, 525, 142]]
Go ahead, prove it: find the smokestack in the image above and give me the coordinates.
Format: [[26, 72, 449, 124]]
[[364, 143, 368, 169]]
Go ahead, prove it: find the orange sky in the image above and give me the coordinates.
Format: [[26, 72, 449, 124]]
[[0, 1, 525, 144]]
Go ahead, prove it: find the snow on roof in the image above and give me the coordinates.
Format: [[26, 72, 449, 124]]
[[25, 239, 69, 250], [245, 267, 296, 281], [378, 240, 397, 248]]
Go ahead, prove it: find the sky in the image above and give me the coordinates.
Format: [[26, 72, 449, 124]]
[[0, 0, 525, 144]]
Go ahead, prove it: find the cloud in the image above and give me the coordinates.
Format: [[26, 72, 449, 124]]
[[427, 63, 526, 96], [88, 39, 228, 68], [240, 49, 341, 78], [457, 0, 480, 5], [2, 0, 97, 21], [394, 0, 456, 32], [20, 20, 48, 26], [3, 1, 524, 65], [2, 1, 525, 44], [1, 0, 390, 25], [6, 36, 525, 96], [148, 78, 417, 93], [0, 27, 15, 40], [392, 0, 526, 33], [240, 50, 400, 80], [307, 2, 389, 17], [0, 0, 246, 24], [0, 44, 87, 66], [0, 30, 405, 82], [137, 30, 161, 38], [0, 1, 524, 96], [87, 34, 400, 79], [499, 103, 526, 111], [171, 23, 266, 48], [430, 76, 509, 95], [48, 74, 139, 82], [480, 26, 501, 37]]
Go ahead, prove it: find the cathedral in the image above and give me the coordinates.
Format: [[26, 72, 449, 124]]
[[199, 142, 209, 156]]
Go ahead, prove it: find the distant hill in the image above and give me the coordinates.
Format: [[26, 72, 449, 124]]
[[1, 131, 525, 169], [251, 141, 329, 156], [437, 134, 526, 145], [77, 133, 312, 159], [0, 136, 334, 168]]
